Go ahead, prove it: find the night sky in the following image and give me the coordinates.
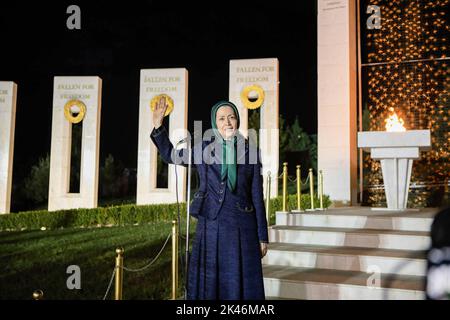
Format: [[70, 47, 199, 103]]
[[0, 1, 317, 175]]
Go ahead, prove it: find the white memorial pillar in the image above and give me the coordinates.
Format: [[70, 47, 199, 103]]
[[137, 68, 188, 205], [229, 58, 279, 198], [48, 77, 102, 211], [0, 82, 17, 214], [318, 0, 358, 205]]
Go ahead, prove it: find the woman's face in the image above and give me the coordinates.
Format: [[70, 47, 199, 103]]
[[216, 106, 238, 140]]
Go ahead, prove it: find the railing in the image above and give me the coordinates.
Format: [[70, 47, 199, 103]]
[[273, 163, 326, 212]]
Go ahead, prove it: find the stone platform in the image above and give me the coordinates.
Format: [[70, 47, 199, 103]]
[[263, 207, 437, 300]]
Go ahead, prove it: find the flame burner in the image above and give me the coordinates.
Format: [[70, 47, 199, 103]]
[[385, 108, 406, 132], [358, 129, 431, 211]]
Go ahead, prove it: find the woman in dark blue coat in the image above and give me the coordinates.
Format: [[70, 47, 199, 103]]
[[151, 97, 269, 300]]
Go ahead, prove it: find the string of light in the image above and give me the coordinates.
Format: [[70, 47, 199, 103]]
[[363, 0, 449, 207]]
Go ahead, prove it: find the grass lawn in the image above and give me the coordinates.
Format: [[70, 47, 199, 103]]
[[0, 221, 193, 300]]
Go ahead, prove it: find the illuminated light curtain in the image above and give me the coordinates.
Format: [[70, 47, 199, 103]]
[[360, 0, 449, 207]]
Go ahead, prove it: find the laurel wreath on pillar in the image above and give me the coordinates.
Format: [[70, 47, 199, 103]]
[[64, 99, 86, 124], [150, 94, 174, 116], [240, 84, 265, 109]]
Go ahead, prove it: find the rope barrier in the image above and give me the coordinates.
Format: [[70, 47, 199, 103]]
[[102, 231, 172, 300], [103, 267, 117, 300], [122, 233, 172, 272], [280, 174, 310, 185], [301, 175, 310, 186]]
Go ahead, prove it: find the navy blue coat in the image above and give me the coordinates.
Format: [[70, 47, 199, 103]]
[[150, 126, 268, 299]]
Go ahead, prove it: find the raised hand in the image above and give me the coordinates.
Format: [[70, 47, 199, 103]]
[[152, 96, 169, 129]]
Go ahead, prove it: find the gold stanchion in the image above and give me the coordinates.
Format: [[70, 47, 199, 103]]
[[308, 168, 315, 211], [282, 162, 288, 212], [171, 220, 178, 300], [296, 165, 302, 211], [319, 170, 324, 210], [115, 247, 124, 300], [265, 171, 271, 227], [32, 290, 43, 300]]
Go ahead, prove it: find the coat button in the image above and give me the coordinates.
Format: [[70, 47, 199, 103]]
[[219, 189, 223, 194], [221, 182, 225, 185], [219, 199, 223, 202]]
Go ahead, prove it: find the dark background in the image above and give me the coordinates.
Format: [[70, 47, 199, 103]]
[[0, 1, 317, 184]]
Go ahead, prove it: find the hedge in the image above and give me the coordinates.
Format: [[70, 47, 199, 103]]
[[0, 194, 330, 232]]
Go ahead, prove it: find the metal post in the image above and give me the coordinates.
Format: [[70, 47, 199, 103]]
[[32, 290, 43, 300], [319, 170, 324, 210], [265, 171, 271, 227], [185, 137, 192, 300], [115, 248, 124, 300], [309, 168, 315, 210], [296, 165, 302, 211], [282, 162, 288, 212], [172, 220, 179, 300]]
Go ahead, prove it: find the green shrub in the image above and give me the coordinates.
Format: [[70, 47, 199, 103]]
[[0, 202, 187, 232], [0, 193, 330, 232], [267, 193, 332, 225]]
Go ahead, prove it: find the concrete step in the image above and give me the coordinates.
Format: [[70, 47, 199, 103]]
[[269, 226, 431, 251], [263, 264, 425, 300], [276, 212, 433, 232], [276, 207, 436, 232], [263, 243, 427, 276]]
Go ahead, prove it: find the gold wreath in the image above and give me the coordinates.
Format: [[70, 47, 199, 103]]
[[150, 94, 174, 116], [240, 84, 265, 109], [64, 99, 86, 124]]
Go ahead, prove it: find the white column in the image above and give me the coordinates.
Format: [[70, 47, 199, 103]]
[[48, 77, 102, 211], [137, 68, 188, 205], [0, 82, 17, 214], [318, 0, 358, 205], [229, 58, 279, 198]]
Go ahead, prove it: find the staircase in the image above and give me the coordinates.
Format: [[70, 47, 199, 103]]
[[263, 207, 437, 300]]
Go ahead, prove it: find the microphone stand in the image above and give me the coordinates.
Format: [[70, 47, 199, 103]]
[[175, 135, 192, 300], [184, 136, 192, 300]]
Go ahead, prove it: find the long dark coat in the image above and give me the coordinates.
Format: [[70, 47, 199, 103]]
[[151, 126, 268, 300]]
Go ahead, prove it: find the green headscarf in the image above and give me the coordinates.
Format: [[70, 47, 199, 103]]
[[211, 101, 240, 193]]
